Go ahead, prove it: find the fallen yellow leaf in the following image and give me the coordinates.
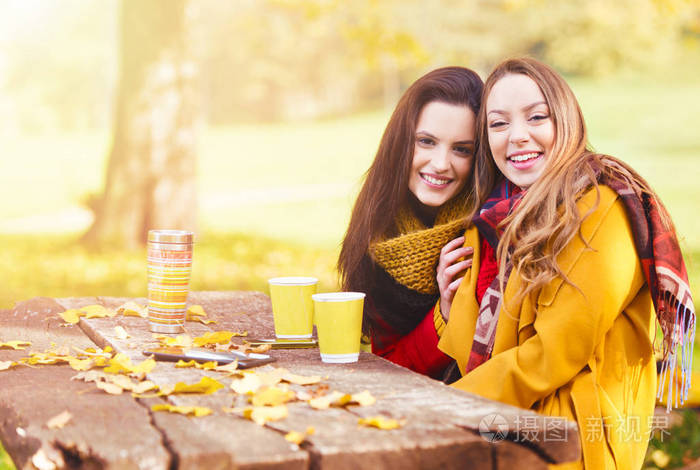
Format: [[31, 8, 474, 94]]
[[59, 309, 81, 324], [285, 426, 315, 444], [0, 340, 31, 350], [114, 326, 131, 340], [80, 304, 115, 319], [164, 376, 225, 395], [68, 357, 95, 371], [109, 375, 137, 390], [95, 381, 123, 395], [154, 334, 193, 348], [256, 368, 287, 387], [46, 411, 72, 429], [72, 346, 113, 359], [231, 373, 264, 394], [281, 371, 322, 386], [152, 404, 212, 417], [71, 370, 108, 383], [358, 416, 404, 430], [250, 386, 296, 407], [175, 360, 197, 368], [193, 331, 236, 347], [243, 405, 288, 425], [284, 431, 305, 445], [195, 361, 218, 370], [104, 353, 156, 377], [23, 352, 71, 365], [186, 305, 206, 317], [214, 361, 239, 374], [132, 381, 158, 394], [117, 302, 147, 318], [350, 390, 376, 407], [308, 391, 351, 410], [94, 356, 109, 367], [174, 360, 218, 370]]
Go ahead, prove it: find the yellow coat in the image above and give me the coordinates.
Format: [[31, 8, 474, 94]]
[[438, 186, 657, 470]]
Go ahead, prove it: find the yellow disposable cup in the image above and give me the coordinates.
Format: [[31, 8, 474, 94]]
[[312, 292, 366, 363], [268, 277, 318, 339]]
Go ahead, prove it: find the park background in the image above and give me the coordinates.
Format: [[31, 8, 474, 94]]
[[0, 0, 699, 468]]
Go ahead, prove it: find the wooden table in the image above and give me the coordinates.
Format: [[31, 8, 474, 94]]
[[0, 291, 580, 469]]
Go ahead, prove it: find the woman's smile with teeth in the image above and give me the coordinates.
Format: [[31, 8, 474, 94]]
[[421, 173, 451, 186], [509, 152, 541, 162]]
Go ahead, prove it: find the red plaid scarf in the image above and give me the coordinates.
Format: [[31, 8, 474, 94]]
[[466, 163, 696, 410]]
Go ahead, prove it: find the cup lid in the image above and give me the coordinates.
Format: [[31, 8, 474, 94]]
[[148, 230, 194, 243], [312, 292, 365, 302], [268, 276, 318, 286]]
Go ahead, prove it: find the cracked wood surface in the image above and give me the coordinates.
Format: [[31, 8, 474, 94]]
[[0, 291, 581, 469]]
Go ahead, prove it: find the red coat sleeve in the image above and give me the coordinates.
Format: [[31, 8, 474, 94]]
[[372, 306, 452, 379]]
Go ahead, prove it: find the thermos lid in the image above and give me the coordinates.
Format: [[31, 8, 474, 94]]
[[148, 230, 194, 243]]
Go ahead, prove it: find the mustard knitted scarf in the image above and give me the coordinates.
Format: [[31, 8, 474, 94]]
[[369, 192, 471, 295]]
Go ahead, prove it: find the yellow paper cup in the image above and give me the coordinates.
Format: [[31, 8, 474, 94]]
[[268, 277, 318, 339], [312, 292, 365, 363]]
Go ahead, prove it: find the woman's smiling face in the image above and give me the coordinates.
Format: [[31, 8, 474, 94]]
[[408, 100, 476, 210], [486, 73, 555, 189]]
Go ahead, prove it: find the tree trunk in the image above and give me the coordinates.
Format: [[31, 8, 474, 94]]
[[84, 0, 198, 249]]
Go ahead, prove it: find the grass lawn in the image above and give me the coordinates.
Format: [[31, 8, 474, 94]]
[[0, 71, 699, 468]]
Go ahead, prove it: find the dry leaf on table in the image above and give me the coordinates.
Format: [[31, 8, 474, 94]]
[[224, 405, 288, 425], [281, 371, 322, 386], [358, 416, 404, 430], [95, 381, 123, 395], [193, 331, 238, 347], [285, 426, 315, 445], [114, 326, 131, 340], [59, 309, 81, 324], [250, 386, 296, 407], [153, 334, 193, 348], [152, 404, 212, 417], [0, 341, 31, 350], [46, 411, 72, 429], [67, 357, 95, 372], [231, 373, 264, 394], [80, 304, 116, 319], [159, 376, 224, 396], [117, 302, 147, 318]]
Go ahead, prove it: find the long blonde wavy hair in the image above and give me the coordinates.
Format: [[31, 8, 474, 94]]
[[471, 57, 672, 301]]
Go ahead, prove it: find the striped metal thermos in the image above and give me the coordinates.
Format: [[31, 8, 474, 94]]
[[147, 230, 194, 333]]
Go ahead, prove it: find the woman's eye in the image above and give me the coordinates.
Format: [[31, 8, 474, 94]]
[[530, 114, 549, 121], [488, 120, 507, 128], [417, 137, 434, 145], [454, 146, 473, 156]]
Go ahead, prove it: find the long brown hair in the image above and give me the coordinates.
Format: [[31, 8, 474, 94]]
[[473, 57, 673, 299], [338, 66, 483, 310]]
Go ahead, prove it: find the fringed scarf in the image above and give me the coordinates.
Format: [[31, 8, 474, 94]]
[[466, 161, 696, 411], [367, 192, 470, 347]]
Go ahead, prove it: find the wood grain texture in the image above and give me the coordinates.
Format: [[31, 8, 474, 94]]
[[0, 297, 170, 470]]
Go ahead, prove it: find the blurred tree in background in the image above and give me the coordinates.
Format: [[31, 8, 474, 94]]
[[83, 0, 199, 248]]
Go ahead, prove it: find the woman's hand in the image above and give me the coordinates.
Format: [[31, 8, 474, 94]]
[[437, 236, 473, 322]]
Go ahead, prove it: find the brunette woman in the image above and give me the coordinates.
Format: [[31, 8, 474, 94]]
[[437, 57, 695, 469], [338, 67, 483, 379]]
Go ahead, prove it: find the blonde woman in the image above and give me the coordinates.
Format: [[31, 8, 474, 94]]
[[437, 57, 695, 469]]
